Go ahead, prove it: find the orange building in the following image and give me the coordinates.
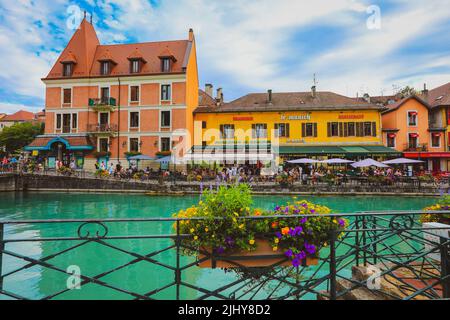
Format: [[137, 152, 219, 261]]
[[381, 95, 446, 172], [27, 18, 198, 170]]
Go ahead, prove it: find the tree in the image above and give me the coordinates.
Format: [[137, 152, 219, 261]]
[[397, 86, 417, 98], [0, 122, 44, 154]]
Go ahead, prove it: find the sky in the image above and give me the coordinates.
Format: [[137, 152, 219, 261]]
[[1, 0, 450, 114]]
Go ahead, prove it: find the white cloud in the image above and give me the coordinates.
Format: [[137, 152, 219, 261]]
[[0, 103, 42, 114]]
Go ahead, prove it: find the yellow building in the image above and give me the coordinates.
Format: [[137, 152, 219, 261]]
[[192, 88, 400, 164]]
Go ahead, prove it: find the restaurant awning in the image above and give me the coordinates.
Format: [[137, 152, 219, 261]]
[[25, 135, 95, 151], [278, 145, 401, 157]]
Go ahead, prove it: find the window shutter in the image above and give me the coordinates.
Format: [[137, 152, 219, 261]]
[[301, 123, 306, 137], [327, 123, 331, 137], [313, 123, 318, 137], [252, 124, 256, 138], [372, 122, 377, 137], [339, 122, 344, 137], [220, 125, 224, 138], [286, 124, 290, 137], [356, 123, 361, 137]]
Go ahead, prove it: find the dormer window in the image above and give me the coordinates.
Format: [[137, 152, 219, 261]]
[[162, 58, 171, 73], [130, 59, 140, 74], [100, 61, 111, 75], [62, 63, 73, 77]]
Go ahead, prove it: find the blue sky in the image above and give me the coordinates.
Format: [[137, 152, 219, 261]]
[[1, 0, 450, 113]]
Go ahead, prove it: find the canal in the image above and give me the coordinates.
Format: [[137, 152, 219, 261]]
[[0, 192, 438, 300]]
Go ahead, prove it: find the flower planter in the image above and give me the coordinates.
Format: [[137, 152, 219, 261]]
[[197, 240, 319, 268]]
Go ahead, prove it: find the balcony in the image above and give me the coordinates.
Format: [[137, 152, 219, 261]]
[[403, 143, 428, 152], [87, 123, 118, 136], [88, 97, 117, 112]]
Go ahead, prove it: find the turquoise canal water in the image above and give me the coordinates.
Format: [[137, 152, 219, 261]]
[[0, 192, 438, 300]]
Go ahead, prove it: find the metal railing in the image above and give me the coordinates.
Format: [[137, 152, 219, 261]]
[[404, 143, 428, 152], [0, 211, 449, 300], [87, 123, 118, 134]]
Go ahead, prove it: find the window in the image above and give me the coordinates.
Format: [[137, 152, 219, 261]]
[[161, 137, 171, 152], [161, 84, 171, 101], [202, 121, 207, 129], [328, 122, 339, 137], [130, 86, 139, 102], [302, 123, 317, 137], [347, 122, 356, 136], [129, 138, 139, 152], [56, 114, 62, 129], [432, 134, 441, 148], [387, 134, 396, 148], [409, 134, 418, 149], [275, 123, 290, 137], [162, 58, 171, 72], [99, 138, 109, 153], [130, 60, 140, 73], [129, 112, 139, 128], [161, 111, 171, 127], [72, 113, 77, 129], [63, 63, 73, 77], [100, 61, 110, 75], [101, 87, 110, 104], [220, 124, 235, 139], [252, 123, 267, 138], [62, 114, 71, 133], [408, 111, 418, 126], [63, 88, 72, 104], [363, 122, 372, 136]]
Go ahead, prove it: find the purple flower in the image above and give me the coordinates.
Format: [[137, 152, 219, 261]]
[[275, 232, 282, 239], [294, 226, 303, 235], [284, 249, 293, 257], [300, 217, 307, 224], [301, 203, 308, 208], [338, 219, 345, 227], [292, 258, 301, 267], [304, 243, 316, 255], [274, 206, 281, 211], [310, 209, 316, 214], [294, 209, 300, 214], [225, 236, 235, 247], [216, 246, 225, 254], [295, 251, 306, 260], [284, 207, 289, 213]]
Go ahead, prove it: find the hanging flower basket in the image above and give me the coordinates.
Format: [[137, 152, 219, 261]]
[[197, 240, 319, 268]]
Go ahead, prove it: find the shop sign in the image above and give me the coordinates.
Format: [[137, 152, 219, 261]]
[[233, 116, 253, 121], [281, 114, 311, 121], [338, 114, 364, 120], [286, 139, 306, 144]]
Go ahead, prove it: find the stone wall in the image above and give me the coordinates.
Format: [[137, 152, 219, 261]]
[[0, 174, 17, 191]]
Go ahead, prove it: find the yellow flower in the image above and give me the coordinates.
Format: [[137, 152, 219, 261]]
[[274, 238, 279, 244], [199, 201, 203, 205], [190, 228, 195, 233], [194, 235, 198, 240], [204, 227, 209, 232], [233, 212, 239, 216], [249, 239, 255, 245], [239, 224, 245, 229], [273, 246, 278, 251]]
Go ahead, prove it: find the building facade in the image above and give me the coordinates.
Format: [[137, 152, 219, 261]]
[[192, 88, 399, 165], [27, 18, 198, 170]]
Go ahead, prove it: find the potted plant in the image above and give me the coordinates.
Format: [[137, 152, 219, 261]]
[[173, 184, 347, 269], [420, 195, 450, 225], [92, 151, 111, 158], [155, 151, 172, 158], [124, 151, 141, 159]]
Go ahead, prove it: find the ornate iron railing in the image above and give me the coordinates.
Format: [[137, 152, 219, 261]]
[[0, 211, 449, 300]]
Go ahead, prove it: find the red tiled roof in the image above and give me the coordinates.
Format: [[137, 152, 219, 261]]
[[44, 18, 191, 80], [60, 51, 77, 64], [2, 110, 36, 122], [421, 82, 450, 108], [381, 95, 430, 114], [195, 91, 382, 113], [198, 89, 216, 107], [28, 136, 94, 148]]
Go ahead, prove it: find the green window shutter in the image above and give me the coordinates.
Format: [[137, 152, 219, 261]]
[[327, 123, 331, 137], [301, 123, 306, 137], [372, 122, 377, 137], [344, 122, 348, 137], [286, 123, 290, 137], [220, 125, 224, 138], [313, 123, 318, 137], [339, 122, 344, 137]]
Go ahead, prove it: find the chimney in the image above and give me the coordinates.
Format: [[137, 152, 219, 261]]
[[363, 93, 371, 103], [205, 84, 213, 97], [216, 88, 223, 104], [267, 89, 273, 104], [311, 86, 316, 98], [422, 83, 429, 96], [189, 28, 194, 41]]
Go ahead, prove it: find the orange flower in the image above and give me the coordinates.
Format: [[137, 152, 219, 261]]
[[271, 222, 278, 229], [254, 210, 262, 216], [281, 227, 290, 235]]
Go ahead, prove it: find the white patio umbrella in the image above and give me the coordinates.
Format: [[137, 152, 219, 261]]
[[382, 158, 425, 165], [351, 158, 390, 168], [321, 158, 354, 164], [287, 158, 319, 164]]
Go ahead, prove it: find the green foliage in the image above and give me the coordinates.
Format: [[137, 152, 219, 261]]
[[0, 122, 43, 153], [397, 86, 417, 98], [420, 195, 450, 223]]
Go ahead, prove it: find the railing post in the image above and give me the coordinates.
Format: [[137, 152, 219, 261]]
[[440, 237, 450, 299], [362, 215, 367, 266], [355, 215, 360, 266], [175, 220, 181, 300], [329, 229, 337, 300], [0, 223, 4, 292], [372, 216, 378, 265]]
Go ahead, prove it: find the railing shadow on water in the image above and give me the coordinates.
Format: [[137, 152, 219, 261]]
[[0, 211, 449, 300]]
